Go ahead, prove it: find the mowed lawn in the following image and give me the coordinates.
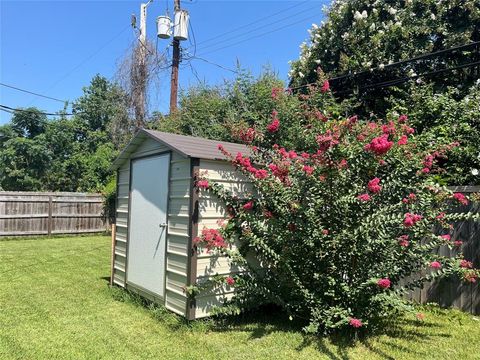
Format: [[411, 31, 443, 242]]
[[1, 236, 479, 360]]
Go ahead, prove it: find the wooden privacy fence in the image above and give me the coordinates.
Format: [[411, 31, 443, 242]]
[[408, 186, 480, 314], [0, 192, 107, 237]]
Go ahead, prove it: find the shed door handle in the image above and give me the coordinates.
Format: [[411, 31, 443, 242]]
[[159, 223, 167, 228]]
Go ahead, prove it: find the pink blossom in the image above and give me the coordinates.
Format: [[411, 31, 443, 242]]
[[464, 272, 478, 283], [367, 177, 382, 194], [255, 169, 268, 179], [398, 235, 410, 247], [460, 260, 473, 269], [349, 318, 363, 328], [430, 261, 442, 269], [421, 168, 430, 174], [271, 87, 282, 99], [339, 159, 348, 169], [314, 111, 328, 122], [267, 118, 280, 133], [364, 134, 394, 156], [454, 240, 463, 247], [397, 135, 408, 145], [225, 276, 235, 286], [453, 193, 468, 205], [404, 213, 423, 227], [316, 130, 340, 151], [398, 114, 408, 123], [436, 212, 446, 220], [301, 152, 310, 159], [322, 229, 329, 235], [243, 201, 254, 210], [303, 165, 314, 175], [196, 179, 209, 189], [377, 278, 391, 289], [321, 80, 330, 93], [440, 234, 451, 241], [358, 193, 371, 202]]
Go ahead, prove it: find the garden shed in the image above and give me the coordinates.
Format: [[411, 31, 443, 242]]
[[110, 129, 250, 320]]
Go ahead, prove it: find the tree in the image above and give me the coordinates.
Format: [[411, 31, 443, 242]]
[[192, 85, 480, 334], [10, 107, 47, 139], [73, 74, 133, 149], [287, 0, 480, 185]]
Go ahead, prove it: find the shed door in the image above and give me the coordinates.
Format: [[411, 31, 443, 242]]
[[127, 153, 170, 297]]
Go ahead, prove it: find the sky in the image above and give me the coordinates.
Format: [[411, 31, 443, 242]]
[[0, 0, 328, 124]]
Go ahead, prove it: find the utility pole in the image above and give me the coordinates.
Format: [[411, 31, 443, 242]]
[[135, 1, 152, 128], [169, 0, 181, 113]]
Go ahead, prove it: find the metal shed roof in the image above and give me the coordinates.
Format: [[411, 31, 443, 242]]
[[111, 129, 250, 170]]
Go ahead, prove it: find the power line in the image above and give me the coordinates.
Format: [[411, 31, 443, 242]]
[[196, 0, 311, 46], [331, 41, 480, 82], [288, 60, 480, 95], [197, 13, 320, 57], [187, 55, 238, 73], [0, 104, 76, 117], [196, 4, 320, 53], [289, 41, 480, 92], [0, 83, 67, 103], [28, 24, 131, 107]]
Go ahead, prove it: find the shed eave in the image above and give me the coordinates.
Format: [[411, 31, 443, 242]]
[[110, 129, 188, 171]]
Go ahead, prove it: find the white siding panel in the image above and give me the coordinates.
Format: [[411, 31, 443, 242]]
[[194, 159, 252, 318], [165, 290, 187, 316], [195, 292, 235, 318]]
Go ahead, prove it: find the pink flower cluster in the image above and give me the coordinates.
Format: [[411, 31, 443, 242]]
[[402, 193, 416, 204], [243, 201, 254, 210], [357, 193, 371, 202], [377, 278, 391, 289], [316, 130, 340, 152], [364, 134, 394, 156], [403, 213, 423, 227], [349, 318, 363, 328], [194, 228, 226, 251], [196, 179, 209, 189], [430, 261, 442, 269], [267, 110, 280, 133], [397, 135, 408, 145], [460, 260, 473, 269], [225, 276, 235, 286], [238, 127, 256, 143], [398, 235, 410, 247], [303, 165, 314, 175], [453, 193, 469, 206], [271, 87, 283, 100], [367, 178, 382, 193], [320, 80, 330, 93]]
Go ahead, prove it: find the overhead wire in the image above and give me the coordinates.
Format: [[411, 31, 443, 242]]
[[195, 4, 321, 53], [27, 24, 131, 108], [288, 41, 480, 92], [196, 0, 311, 46], [0, 83, 67, 103], [0, 104, 78, 117], [197, 13, 321, 57]]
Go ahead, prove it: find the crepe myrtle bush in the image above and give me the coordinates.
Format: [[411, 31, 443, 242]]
[[190, 84, 480, 334]]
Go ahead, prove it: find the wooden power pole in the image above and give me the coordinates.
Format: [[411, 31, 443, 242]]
[[169, 0, 181, 113]]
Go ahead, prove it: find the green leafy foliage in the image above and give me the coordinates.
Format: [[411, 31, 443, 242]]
[[0, 75, 131, 192], [195, 86, 480, 334], [288, 0, 480, 185]]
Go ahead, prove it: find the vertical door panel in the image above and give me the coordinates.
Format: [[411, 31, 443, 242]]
[[127, 153, 170, 297]]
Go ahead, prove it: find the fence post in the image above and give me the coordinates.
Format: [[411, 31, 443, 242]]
[[110, 224, 116, 286], [47, 195, 53, 236]]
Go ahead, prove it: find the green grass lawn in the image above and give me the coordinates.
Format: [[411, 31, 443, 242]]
[[1, 235, 479, 360]]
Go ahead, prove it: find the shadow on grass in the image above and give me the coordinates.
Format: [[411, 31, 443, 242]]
[[108, 286, 451, 360]]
